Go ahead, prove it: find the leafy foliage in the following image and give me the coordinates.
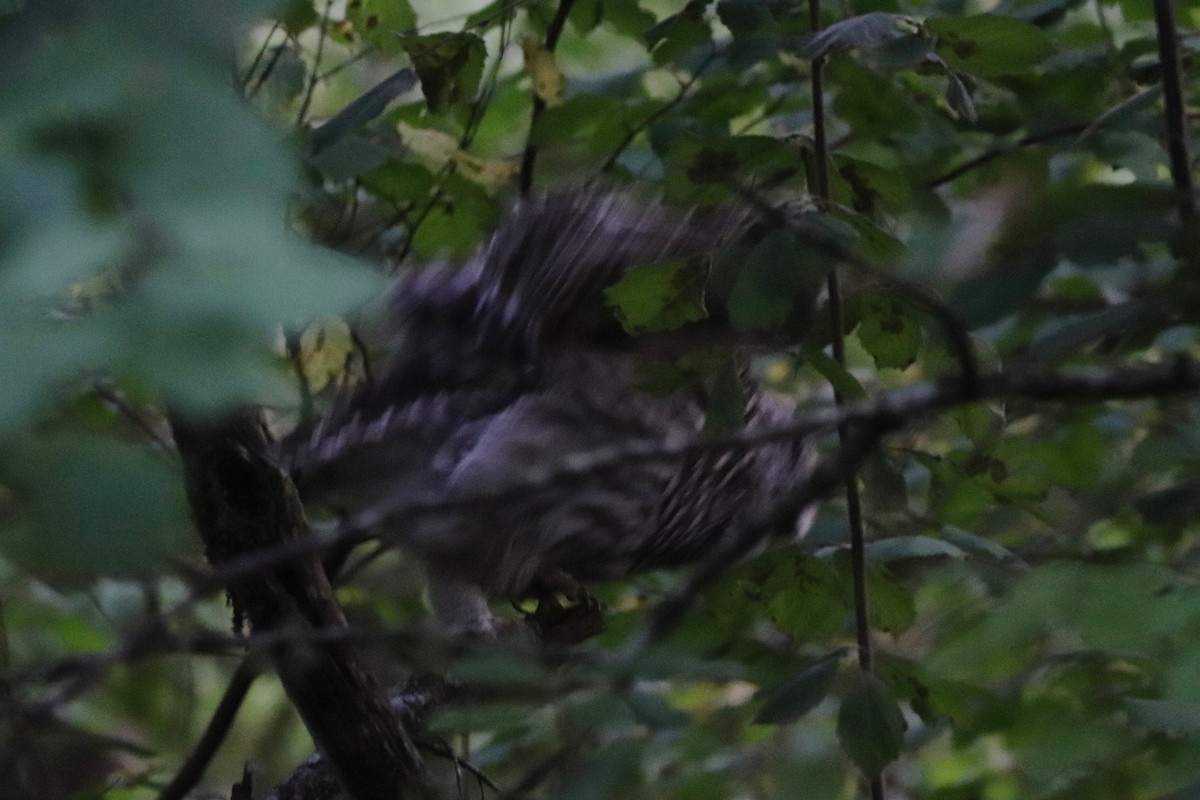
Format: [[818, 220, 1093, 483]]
[[3, 0, 1200, 799]]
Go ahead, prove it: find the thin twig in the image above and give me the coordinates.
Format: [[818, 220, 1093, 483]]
[[319, 44, 379, 82], [296, 0, 335, 126], [93, 384, 170, 448], [926, 124, 1087, 188], [157, 657, 262, 800], [241, 22, 282, 92], [462, 0, 515, 148], [600, 50, 717, 174], [246, 38, 290, 99], [808, 0, 883, 794]]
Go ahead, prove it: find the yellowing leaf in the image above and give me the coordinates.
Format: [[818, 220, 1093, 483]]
[[300, 316, 354, 392], [452, 151, 518, 187], [520, 38, 566, 107], [397, 121, 457, 167]]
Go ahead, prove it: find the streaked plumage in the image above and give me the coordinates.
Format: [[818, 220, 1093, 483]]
[[279, 187, 815, 635]]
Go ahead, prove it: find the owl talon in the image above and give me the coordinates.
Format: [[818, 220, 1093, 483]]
[[521, 570, 606, 643]]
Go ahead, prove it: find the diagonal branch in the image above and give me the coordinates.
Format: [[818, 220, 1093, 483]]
[[169, 411, 427, 800], [20, 360, 1200, 711]]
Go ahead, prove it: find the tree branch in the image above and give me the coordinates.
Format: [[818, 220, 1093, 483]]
[[925, 124, 1087, 189], [169, 411, 427, 800], [157, 657, 263, 800], [20, 360, 1200, 713], [518, 0, 577, 195], [1153, 0, 1197, 220]]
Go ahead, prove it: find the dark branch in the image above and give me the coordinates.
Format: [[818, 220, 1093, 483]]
[[518, 0, 577, 194], [1153, 0, 1197, 220], [17, 360, 1200, 710], [926, 124, 1087, 189], [169, 411, 427, 800], [157, 657, 263, 800]]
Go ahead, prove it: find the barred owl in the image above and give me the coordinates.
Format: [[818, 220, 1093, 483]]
[[280, 187, 816, 637]]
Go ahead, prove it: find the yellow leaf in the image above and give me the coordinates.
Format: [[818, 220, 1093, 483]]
[[397, 121, 457, 167], [520, 38, 566, 107], [299, 316, 355, 392], [452, 150, 518, 187]]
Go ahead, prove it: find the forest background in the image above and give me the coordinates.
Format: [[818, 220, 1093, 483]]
[[3, 0, 1200, 798]]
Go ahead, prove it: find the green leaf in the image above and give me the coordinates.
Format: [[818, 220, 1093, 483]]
[[866, 536, 966, 562], [1050, 184, 1176, 266], [430, 703, 537, 734], [927, 14, 1055, 77], [804, 347, 867, 401], [625, 688, 688, 728], [644, 0, 711, 65], [600, 0, 657, 37], [755, 654, 841, 725], [451, 653, 548, 688], [310, 68, 417, 155], [830, 204, 906, 264], [763, 554, 847, 643], [728, 231, 823, 330], [1032, 418, 1105, 488], [1, 435, 189, 584], [345, 0, 417, 55], [561, 739, 643, 800], [944, 71, 978, 122], [939, 525, 1019, 561], [797, 12, 916, 60], [717, 0, 774, 38], [359, 160, 438, 203], [851, 290, 923, 369], [1125, 698, 1200, 738], [857, 559, 916, 634], [862, 452, 908, 511], [569, 0, 606, 34], [276, 0, 318, 34], [604, 258, 707, 334], [399, 32, 486, 112], [837, 673, 907, 778], [948, 242, 1056, 328], [1134, 478, 1200, 526]]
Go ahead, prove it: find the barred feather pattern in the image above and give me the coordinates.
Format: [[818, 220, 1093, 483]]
[[278, 187, 815, 631]]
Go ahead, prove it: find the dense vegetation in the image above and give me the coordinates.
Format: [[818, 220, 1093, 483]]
[[3, 0, 1200, 798]]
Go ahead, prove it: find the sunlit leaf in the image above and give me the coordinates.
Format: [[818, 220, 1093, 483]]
[[299, 316, 354, 392], [346, 0, 417, 55], [397, 121, 458, 167], [605, 258, 707, 334], [851, 290, 923, 370], [520, 37, 566, 107]]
